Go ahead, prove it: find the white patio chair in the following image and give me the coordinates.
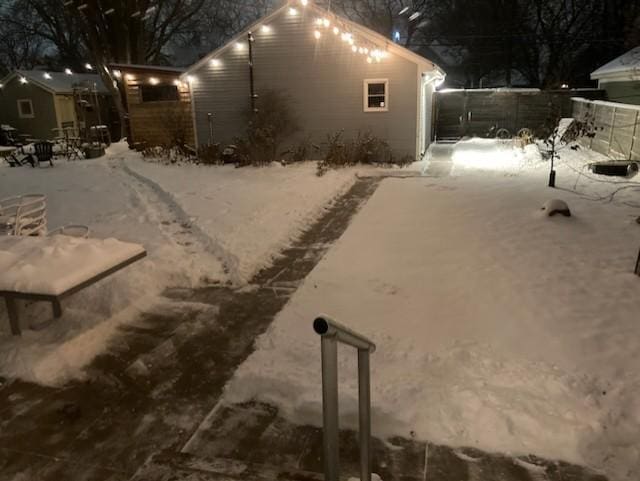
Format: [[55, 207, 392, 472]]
[[14, 194, 47, 236]]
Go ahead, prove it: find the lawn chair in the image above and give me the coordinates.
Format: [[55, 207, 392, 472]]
[[0, 196, 22, 235], [48, 224, 90, 238], [32, 141, 54, 167], [14, 194, 47, 236]]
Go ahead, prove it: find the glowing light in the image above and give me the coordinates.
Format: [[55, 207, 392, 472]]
[[333, 26, 339, 35], [261, 25, 271, 33], [300, 0, 308, 5], [187, 75, 195, 83], [435, 77, 445, 87], [235, 42, 245, 51], [19, 77, 28, 84], [288, 7, 298, 15], [366, 57, 373, 64], [43, 72, 52, 79], [399, 6, 409, 14], [173, 79, 182, 86], [64, 68, 73, 75], [0, 83, 3, 88], [322, 18, 330, 28], [409, 11, 421, 21], [211, 59, 221, 67], [314, 30, 321, 39], [561, 83, 569, 89], [125, 74, 135, 81], [85, 63, 93, 70], [149, 77, 159, 85], [352, 45, 358, 52], [348, 37, 354, 45], [364, 48, 369, 54], [113, 70, 122, 78], [393, 31, 401, 42]]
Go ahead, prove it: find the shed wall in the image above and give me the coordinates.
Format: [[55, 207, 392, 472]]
[[190, 8, 422, 158], [0, 77, 58, 140], [601, 81, 640, 106]]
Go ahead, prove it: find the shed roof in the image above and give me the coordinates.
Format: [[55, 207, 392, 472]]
[[110, 63, 186, 74], [591, 46, 640, 80], [183, 0, 444, 79], [0, 70, 109, 95]]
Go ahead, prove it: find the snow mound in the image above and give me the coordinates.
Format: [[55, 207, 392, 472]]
[[541, 199, 571, 217]]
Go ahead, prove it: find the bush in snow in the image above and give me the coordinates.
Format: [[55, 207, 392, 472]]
[[197, 143, 222, 165], [240, 90, 299, 165], [317, 130, 411, 175]]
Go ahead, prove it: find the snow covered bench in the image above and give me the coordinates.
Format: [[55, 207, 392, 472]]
[[0, 236, 146, 336]]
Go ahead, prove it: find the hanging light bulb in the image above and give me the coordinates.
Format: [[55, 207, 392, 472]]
[[149, 77, 159, 85], [112, 70, 122, 78], [364, 48, 369, 54], [314, 30, 321, 40], [64, 68, 73, 75], [358, 47, 364, 54], [261, 25, 271, 33], [173, 79, 182, 86], [300, 0, 308, 5], [187, 75, 195, 83], [367, 57, 373, 64], [211, 59, 221, 67], [43, 72, 52, 79], [322, 18, 330, 28], [235, 42, 244, 51], [125, 73, 135, 81], [85, 63, 93, 70], [333, 26, 339, 35], [288, 7, 298, 15], [19, 76, 28, 84], [352, 45, 358, 52]]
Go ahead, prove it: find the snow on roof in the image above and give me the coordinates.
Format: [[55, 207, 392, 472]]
[[591, 46, 640, 79], [4, 70, 109, 95]]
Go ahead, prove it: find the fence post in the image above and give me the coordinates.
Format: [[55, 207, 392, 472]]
[[607, 107, 616, 157], [629, 111, 639, 161], [321, 335, 340, 481]]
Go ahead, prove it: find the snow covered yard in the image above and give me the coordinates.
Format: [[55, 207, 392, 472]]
[[223, 140, 640, 480], [0, 143, 356, 385]]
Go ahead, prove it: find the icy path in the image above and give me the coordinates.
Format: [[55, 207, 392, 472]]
[[223, 158, 640, 480]]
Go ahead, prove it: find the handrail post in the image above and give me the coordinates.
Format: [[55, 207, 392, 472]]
[[321, 335, 340, 481], [358, 349, 371, 481], [314, 315, 376, 481]]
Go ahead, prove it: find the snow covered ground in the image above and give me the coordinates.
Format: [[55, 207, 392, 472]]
[[0, 143, 356, 385], [223, 139, 640, 480]]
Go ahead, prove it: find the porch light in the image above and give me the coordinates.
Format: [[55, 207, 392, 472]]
[[19, 77, 28, 84], [149, 77, 159, 85]]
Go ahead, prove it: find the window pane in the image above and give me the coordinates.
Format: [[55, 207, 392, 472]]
[[368, 83, 385, 96], [140, 85, 180, 102], [368, 96, 386, 108], [19, 101, 32, 115]]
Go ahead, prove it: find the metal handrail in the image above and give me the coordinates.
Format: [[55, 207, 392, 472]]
[[313, 314, 376, 481]]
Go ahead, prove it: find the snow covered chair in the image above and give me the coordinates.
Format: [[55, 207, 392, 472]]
[[0, 196, 22, 235], [31, 141, 54, 167], [14, 194, 47, 236]]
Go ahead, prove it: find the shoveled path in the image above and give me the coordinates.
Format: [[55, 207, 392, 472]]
[[0, 177, 381, 481]]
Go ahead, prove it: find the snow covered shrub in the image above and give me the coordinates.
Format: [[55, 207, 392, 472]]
[[242, 90, 299, 165], [317, 130, 409, 175], [281, 136, 319, 164], [197, 143, 222, 165]]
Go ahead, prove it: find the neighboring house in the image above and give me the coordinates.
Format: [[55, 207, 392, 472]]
[[182, 0, 445, 160], [110, 64, 194, 147], [0, 70, 113, 140], [591, 46, 640, 105]]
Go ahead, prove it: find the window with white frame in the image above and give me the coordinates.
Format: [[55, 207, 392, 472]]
[[17, 99, 34, 119], [364, 79, 388, 112]]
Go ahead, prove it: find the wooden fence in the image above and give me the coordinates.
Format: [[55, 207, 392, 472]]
[[572, 98, 640, 161], [434, 89, 603, 140]]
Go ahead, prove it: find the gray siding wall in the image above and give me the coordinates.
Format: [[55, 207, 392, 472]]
[[601, 80, 640, 106], [191, 8, 420, 158], [0, 77, 58, 140]]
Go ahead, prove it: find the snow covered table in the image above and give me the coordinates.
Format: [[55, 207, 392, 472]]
[[0, 236, 146, 336]]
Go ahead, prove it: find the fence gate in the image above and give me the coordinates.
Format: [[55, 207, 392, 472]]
[[434, 89, 604, 141]]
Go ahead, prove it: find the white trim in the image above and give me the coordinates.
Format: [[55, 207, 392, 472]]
[[189, 83, 199, 148], [17, 99, 34, 119], [363, 79, 389, 112]]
